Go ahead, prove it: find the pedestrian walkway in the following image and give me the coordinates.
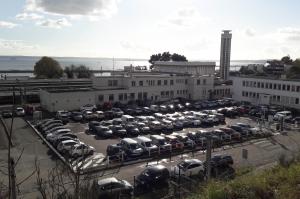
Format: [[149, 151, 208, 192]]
[[69, 152, 106, 173]]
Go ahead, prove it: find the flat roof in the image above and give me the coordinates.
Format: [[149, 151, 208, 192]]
[[43, 87, 127, 93], [153, 61, 216, 66], [231, 75, 300, 83]]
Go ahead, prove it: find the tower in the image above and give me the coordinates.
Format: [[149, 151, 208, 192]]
[[220, 30, 232, 80]]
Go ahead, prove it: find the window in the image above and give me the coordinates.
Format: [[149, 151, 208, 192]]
[[203, 79, 206, 85], [139, 81, 143, 86], [185, 79, 188, 84], [113, 80, 118, 86], [98, 95, 104, 102], [108, 80, 112, 86], [197, 79, 200, 85], [296, 98, 299, 105], [257, 82, 260, 88], [157, 80, 161, 85], [143, 92, 147, 99], [242, 81, 245, 86], [130, 93, 135, 99], [170, 90, 174, 96], [261, 83, 264, 88], [297, 86, 300, 92], [109, 94, 114, 101], [277, 95, 280, 102], [166, 91, 169, 96], [138, 92, 143, 99], [164, 80, 168, 85], [118, 93, 123, 101], [269, 83, 272, 89], [278, 84, 281, 90], [170, 80, 174, 85], [177, 90, 179, 94], [161, 91, 165, 96], [292, 85, 295, 92], [273, 84, 277, 89], [132, 81, 136, 87], [287, 85, 290, 91], [282, 84, 286, 90]]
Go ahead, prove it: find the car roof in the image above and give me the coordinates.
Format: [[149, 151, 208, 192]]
[[147, 164, 167, 171], [122, 138, 137, 144], [136, 136, 151, 142], [183, 159, 202, 164], [97, 177, 119, 186]]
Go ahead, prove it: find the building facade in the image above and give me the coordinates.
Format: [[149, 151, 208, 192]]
[[231, 76, 300, 110], [40, 62, 216, 112], [220, 30, 232, 80]]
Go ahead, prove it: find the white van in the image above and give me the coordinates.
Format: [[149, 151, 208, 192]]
[[121, 115, 135, 123], [274, 111, 292, 120], [136, 136, 158, 154]]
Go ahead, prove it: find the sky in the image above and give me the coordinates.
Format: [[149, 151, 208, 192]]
[[1, 0, 300, 60]]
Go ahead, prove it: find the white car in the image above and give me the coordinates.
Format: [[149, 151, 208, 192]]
[[46, 129, 71, 142], [68, 143, 95, 158], [57, 140, 80, 153], [82, 110, 96, 120], [171, 159, 204, 177], [15, 107, 25, 116], [80, 104, 96, 112]]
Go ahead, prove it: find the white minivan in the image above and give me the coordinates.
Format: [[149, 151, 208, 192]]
[[136, 136, 158, 154]]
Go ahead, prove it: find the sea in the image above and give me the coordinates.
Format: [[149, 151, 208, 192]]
[[0, 56, 266, 77]]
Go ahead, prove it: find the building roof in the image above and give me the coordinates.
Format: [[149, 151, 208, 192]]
[[231, 75, 300, 83], [153, 61, 215, 66]]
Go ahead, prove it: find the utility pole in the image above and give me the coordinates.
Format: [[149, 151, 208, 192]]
[[206, 136, 212, 181], [10, 158, 16, 199]]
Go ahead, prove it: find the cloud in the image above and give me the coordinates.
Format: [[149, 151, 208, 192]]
[[16, 12, 44, 20], [25, 0, 119, 18], [161, 8, 210, 27], [245, 27, 255, 37], [36, 18, 71, 28], [0, 38, 38, 50], [0, 21, 19, 29], [278, 27, 300, 41]]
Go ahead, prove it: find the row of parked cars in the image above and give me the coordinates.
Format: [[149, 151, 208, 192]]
[[36, 119, 95, 159], [106, 122, 266, 161], [1, 107, 25, 118], [96, 155, 234, 197], [86, 109, 229, 139]]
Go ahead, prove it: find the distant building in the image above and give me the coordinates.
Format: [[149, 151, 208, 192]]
[[220, 30, 232, 80], [152, 61, 215, 75], [231, 76, 300, 110], [40, 61, 216, 112]]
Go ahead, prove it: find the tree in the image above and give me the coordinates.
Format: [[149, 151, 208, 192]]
[[171, 53, 187, 62], [281, 55, 293, 65], [64, 65, 91, 79], [149, 52, 188, 69], [287, 58, 300, 78], [34, 57, 63, 79]]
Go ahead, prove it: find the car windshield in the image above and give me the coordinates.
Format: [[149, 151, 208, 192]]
[[178, 161, 190, 169], [144, 142, 151, 147], [158, 140, 166, 145], [130, 143, 139, 149]]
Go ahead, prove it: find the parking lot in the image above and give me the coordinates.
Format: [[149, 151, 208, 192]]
[[66, 116, 260, 159]]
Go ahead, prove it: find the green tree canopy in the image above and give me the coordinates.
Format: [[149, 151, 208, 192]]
[[64, 64, 91, 78], [287, 58, 300, 78], [281, 55, 293, 65], [149, 52, 187, 64], [34, 56, 63, 79]]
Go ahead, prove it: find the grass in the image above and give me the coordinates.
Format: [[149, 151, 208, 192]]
[[188, 161, 300, 199]]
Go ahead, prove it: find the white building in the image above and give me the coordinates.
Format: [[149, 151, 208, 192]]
[[152, 61, 215, 75], [40, 62, 216, 112], [231, 76, 300, 109], [220, 30, 232, 80]]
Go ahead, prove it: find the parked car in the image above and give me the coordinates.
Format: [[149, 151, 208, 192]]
[[124, 124, 140, 137], [2, 110, 13, 118], [95, 111, 105, 120], [229, 125, 249, 137], [43, 126, 65, 136], [164, 135, 184, 151], [15, 107, 25, 117], [106, 144, 126, 160], [96, 126, 113, 138], [55, 110, 69, 124], [171, 159, 204, 177], [208, 154, 234, 168], [120, 138, 144, 158], [68, 143, 95, 158], [110, 125, 127, 137], [150, 105, 159, 113], [212, 129, 231, 142], [57, 140, 80, 154], [136, 136, 158, 155], [136, 165, 170, 188], [104, 110, 114, 119], [83, 110, 96, 120], [150, 135, 171, 152], [111, 108, 124, 118], [53, 134, 78, 147], [274, 111, 292, 121], [136, 122, 150, 134], [172, 133, 196, 149], [70, 112, 83, 122], [219, 127, 241, 140], [80, 104, 96, 112], [46, 129, 71, 142], [96, 177, 133, 198]]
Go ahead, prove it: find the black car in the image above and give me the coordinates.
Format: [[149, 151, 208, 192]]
[[2, 110, 13, 118], [104, 110, 114, 120], [124, 124, 140, 137], [210, 154, 234, 168], [136, 165, 170, 188], [110, 125, 127, 137], [229, 125, 249, 137], [70, 112, 83, 122], [142, 107, 152, 115]]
